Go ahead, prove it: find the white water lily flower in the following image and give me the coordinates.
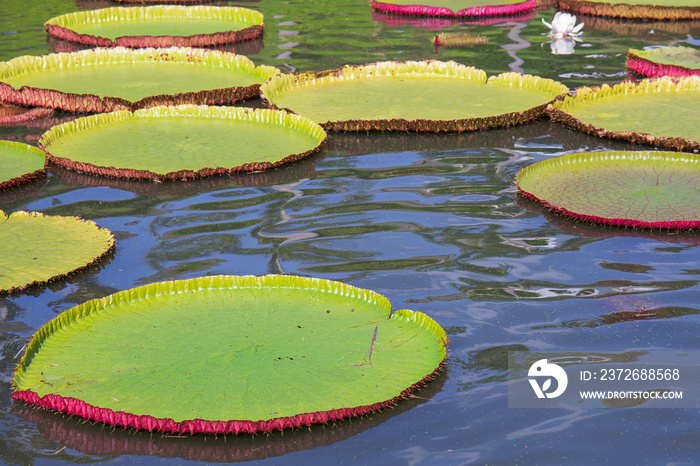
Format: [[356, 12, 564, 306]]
[[542, 12, 584, 40]]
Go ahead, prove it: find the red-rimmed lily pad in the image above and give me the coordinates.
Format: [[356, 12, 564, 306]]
[[548, 76, 700, 152], [0, 210, 115, 293], [0, 104, 53, 124], [0, 47, 279, 113], [39, 105, 326, 180], [558, 0, 700, 20], [11, 274, 447, 434], [370, 0, 536, 17], [45, 6, 264, 48], [517, 151, 700, 229], [0, 141, 46, 190], [628, 46, 700, 78], [261, 61, 568, 132]]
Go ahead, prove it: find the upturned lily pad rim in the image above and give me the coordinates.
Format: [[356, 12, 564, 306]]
[[45, 6, 264, 48], [548, 76, 700, 153], [370, 0, 537, 17], [627, 47, 700, 78], [558, 0, 700, 20], [12, 274, 447, 434], [0, 141, 46, 190], [262, 60, 569, 132], [516, 151, 700, 229], [0, 47, 280, 113], [39, 105, 327, 180], [0, 210, 116, 294]]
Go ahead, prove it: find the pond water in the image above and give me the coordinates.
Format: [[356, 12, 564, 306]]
[[1, 0, 699, 464]]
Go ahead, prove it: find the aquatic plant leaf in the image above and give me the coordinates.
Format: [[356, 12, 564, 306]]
[[0, 141, 45, 190], [548, 76, 700, 152], [39, 105, 326, 180], [432, 33, 489, 46], [0, 210, 115, 293], [558, 0, 700, 20], [0, 47, 279, 113], [12, 274, 447, 434], [262, 61, 568, 132], [628, 46, 700, 78], [370, 0, 537, 17], [517, 151, 700, 229], [45, 6, 264, 48]]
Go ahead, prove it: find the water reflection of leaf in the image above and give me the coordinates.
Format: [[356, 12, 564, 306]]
[[9, 369, 446, 462], [562, 306, 700, 328]]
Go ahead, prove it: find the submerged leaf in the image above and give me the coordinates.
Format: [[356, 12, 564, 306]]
[[12, 274, 447, 434]]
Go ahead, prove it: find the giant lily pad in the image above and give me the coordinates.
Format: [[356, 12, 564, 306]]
[[628, 46, 700, 78], [45, 6, 263, 48], [0, 47, 279, 113], [40, 105, 326, 180], [12, 274, 447, 434], [0, 141, 46, 190], [516, 151, 700, 229], [558, 0, 700, 20], [262, 61, 568, 132], [370, 0, 536, 17], [0, 210, 115, 293], [548, 76, 700, 152]]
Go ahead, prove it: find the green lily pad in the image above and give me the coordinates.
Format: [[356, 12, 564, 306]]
[[0, 141, 45, 190], [45, 6, 264, 48], [0, 210, 115, 293], [628, 46, 700, 78], [558, 0, 700, 20], [12, 274, 447, 434], [262, 61, 568, 132], [548, 76, 700, 152], [0, 47, 279, 113], [370, 0, 537, 17], [40, 105, 326, 180], [516, 151, 700, 229]]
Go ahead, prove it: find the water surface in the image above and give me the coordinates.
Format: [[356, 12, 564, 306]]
[[1, 1, 699, 464]]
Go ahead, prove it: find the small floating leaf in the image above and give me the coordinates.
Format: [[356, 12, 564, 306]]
[[0, 47, 279, 113], [517, 151, 700, 229], [0, 210, 115, 293], [432, 33, 489, 46], [370, 0, 537, 17], [40, 105, 326, 180], [12, 274, 447, 434], [558, 0, 700, 20], [45, 6, 264, 48], [548, 76, 700, 152], [262, 61, 568, 132], [0, 141, 45, 190], [628, 46, 700, 78]]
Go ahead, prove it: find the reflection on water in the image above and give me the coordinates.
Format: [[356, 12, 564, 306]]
[[1, 0, 699, 465]]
